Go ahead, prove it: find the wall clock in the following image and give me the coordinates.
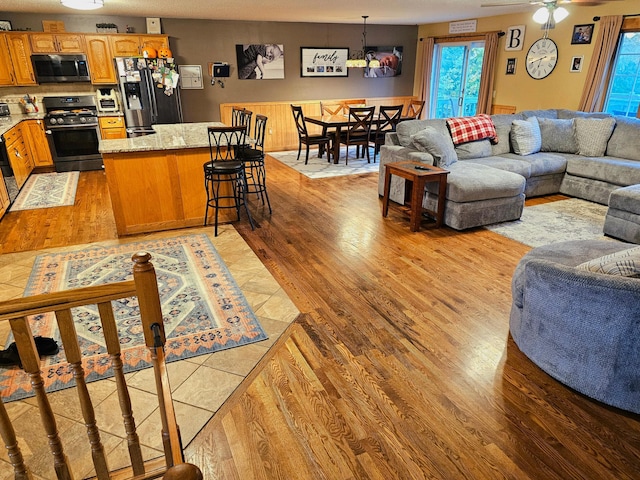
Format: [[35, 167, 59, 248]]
[[525, 37, 558, 80]]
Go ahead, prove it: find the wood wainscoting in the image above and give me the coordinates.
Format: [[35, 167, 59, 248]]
[[220, 97, 417, 152]]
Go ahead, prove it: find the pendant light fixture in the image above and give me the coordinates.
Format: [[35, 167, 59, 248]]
[[61, 0, 104, 10], [346, 16, 381, 69]]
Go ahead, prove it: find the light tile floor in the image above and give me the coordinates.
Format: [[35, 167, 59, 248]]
[[0, 225, 299, 480]]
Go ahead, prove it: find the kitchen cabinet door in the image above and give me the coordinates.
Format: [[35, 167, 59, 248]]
[[85, 35, 117, 84], [109, 35, 141, 56], [99, 116, 127, 139], [23, 120, 53, 167], [0, 35, 14, 85], [0, 173, 9, 218], [6, 137, 33, 190], [30, 33, 84, 53], [5, 33, 36, 85], [140, 35, 170, 53]]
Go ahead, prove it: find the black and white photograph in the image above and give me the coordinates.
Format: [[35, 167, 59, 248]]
[[570, 55, 584, 72], [235, 44, 285, 79], [364, 46, 403, 78], [0, 20, 12, 31], [571, 24, 594, 45], [300, 47, 349, 77], [506, 58, 517, 75]]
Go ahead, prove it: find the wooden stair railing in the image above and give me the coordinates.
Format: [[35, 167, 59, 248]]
[[0, 253, 203, 480]]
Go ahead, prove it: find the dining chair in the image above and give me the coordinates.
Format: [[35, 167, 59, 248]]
[[371, 104, 403, 160], [291, 104, 334, 164], [205, 125, 255, 236], [406, 99, 425, 120], [238, 114, 272, 213], [320, 102, 343, 116], [338, 106, 375, 164], [0, 254, 203, 480], [341, 99, 367, 114]]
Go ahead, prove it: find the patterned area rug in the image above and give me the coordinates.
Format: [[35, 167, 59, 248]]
[[269, 148, 380, 178], [0, 234, 267, 402], [485, 198, 610, 247], [10, 172, 80, 211]]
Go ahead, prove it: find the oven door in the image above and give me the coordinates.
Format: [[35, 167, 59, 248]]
[[45, 125, 103, 172]]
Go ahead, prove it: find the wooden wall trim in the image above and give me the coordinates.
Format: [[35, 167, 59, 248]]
[[220, 96, 416, 152]]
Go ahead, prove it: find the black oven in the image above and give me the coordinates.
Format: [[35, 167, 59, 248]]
[[45, 124, 102, 172], [43, 96, 103, 172]]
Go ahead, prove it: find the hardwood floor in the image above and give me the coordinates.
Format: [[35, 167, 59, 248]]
[[1, 159, 639, 479]]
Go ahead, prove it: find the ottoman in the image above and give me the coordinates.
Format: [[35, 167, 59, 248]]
[[423, 162, 526, 230], [604, 185, 640, 243]]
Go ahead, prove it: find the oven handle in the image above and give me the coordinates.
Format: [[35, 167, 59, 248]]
[[45, 125, 98, 132]]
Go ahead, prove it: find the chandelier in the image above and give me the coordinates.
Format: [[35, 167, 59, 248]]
[[346, 16, 380, 69], [61, 0, 104, 10]]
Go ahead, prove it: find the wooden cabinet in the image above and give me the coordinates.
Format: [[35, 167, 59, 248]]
[[84, 35, 117, 84], [0, 33, 36, 86], [99, 116, 127, 140], [109, 34, 169, 57], [22, 120, 53, 167], [30, 33, 84, 53], [5, 125, 34, 190], [0, 169, 9, 218]]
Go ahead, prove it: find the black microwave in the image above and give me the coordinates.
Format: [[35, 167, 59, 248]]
[[31, 54, 91, 83]]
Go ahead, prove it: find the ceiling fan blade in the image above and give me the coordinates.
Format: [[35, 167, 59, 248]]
[[481, 1, 540, 6]]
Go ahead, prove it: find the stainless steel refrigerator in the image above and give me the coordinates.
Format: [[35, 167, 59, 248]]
[[115, 57, 183, 137]]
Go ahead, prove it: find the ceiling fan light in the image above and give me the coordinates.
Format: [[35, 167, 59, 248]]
[[532, 6, 550, 24], [60, 0, 104, 10], [553, 7, 569, 23]]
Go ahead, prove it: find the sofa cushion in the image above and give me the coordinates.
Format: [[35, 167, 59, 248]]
[[565, 155, 640, 186], [499, 152, 567, 177], [396, 119, 448, 148], [607, 116, 640, 161], [466, 155, 532, 178], [537, 117, 578, 153], [455, 139, 492, 159], [446, 114, 497, 145], [574, 117, 616, 156], [510, 117, 542, 155], [491, 113, 524, 155], [576, 246, 640, 277], [557, 109, 613, 119], [411, 127, 458, 168]]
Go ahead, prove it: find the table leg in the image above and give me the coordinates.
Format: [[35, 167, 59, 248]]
[[333, 126, 341, 164], [410, 177, 425, 232], [382, 168, 392, 217], [436, 175, 447, 227]]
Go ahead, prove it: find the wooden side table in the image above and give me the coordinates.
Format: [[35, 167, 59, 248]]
[[382, 161, 449, 232]]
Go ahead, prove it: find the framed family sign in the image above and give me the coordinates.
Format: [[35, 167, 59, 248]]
[[300, 47, 349, 77]]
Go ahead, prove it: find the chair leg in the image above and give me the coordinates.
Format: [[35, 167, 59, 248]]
[[305, 144, 311, 165], [240, 172, 255, 230], [297, 142, 302, 161]]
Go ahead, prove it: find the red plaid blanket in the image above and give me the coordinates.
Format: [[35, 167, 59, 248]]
[[446, 114, 497, 145]]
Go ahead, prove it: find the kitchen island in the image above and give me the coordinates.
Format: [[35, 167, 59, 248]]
[[100, 122, 233, 236]]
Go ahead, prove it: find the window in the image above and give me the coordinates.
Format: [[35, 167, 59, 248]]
[[604, 32, 640, 117], [430, 41, 485, 119]]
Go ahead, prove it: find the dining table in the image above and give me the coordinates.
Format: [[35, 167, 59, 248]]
[[305, 112, 413, 164]]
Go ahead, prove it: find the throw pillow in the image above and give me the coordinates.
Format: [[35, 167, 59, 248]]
[[455, 139, 493, 159], [537, 118, 578, 153], [411, 126, 458, 168], [574, 117, 616, 157], [510, 117, 541, 155], [576, 246, 640, 277], [446, 114, 497, 145]]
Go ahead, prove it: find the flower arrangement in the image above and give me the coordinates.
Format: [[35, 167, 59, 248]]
[[20, 95, 38, 113]]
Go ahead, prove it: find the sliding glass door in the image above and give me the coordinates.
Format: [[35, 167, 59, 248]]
[[430, 41, 485, 118]]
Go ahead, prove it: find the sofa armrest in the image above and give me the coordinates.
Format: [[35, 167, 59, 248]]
[[385, 132, 401, 146]]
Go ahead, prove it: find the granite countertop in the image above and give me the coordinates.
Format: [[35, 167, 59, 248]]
[[99, 122, 228, 154], [0, 113, 46, 136]]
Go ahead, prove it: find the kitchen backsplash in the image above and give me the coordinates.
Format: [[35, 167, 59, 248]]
[[0, 84, 113, 114]]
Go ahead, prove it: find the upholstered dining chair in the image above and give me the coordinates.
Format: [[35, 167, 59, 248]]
[[338, 106, 375, 164], [371, 104, 403, 160], [291, 104, 334, 164]]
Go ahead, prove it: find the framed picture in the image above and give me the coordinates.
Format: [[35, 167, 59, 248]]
[[300, 47, 349, 77], [0, 20, 12, 31], [506, 58, 517, 75], [571, 24, 594, 45], [364, 46, 403, 78], [570, 56, 584, 72], [236, 44, 285, 80]]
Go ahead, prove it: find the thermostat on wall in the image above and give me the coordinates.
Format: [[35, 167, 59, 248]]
[[146, 17, 161, 34]]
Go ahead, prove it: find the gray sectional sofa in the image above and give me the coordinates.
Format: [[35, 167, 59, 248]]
[[378, 109, 640, 232]]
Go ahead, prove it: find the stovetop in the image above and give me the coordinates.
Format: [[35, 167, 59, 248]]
[[43, 95, 98, 127]]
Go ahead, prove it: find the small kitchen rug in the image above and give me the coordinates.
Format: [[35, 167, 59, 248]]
[[10, 172, 80, 211], [0, 233, 268, 402], [269, 148, 380, 179]]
